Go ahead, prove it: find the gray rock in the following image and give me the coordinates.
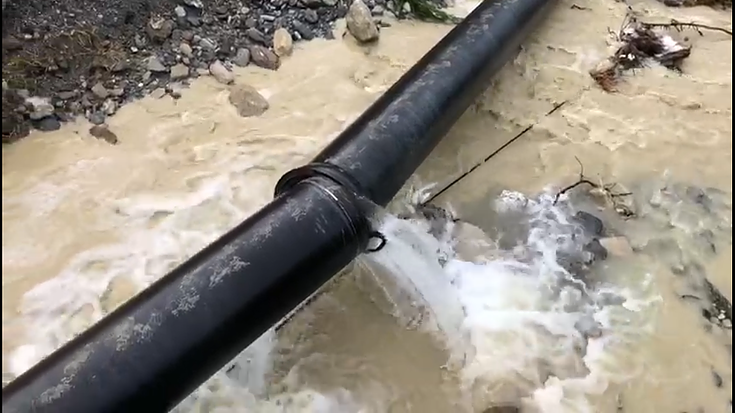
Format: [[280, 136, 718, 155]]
[[346, 0, 380, 43], [233, 48, 251, 67], [146, 56, 168, 72], [183, 0, 203, 8], [573, 211, 604, 236], [110, 60, 130, 72], [33, 116, 61, 131], [248, 45, 280, 70], [26, 97, 55, 120], [170, 63, 190, 80], [273, 28, 293, 57], [179, 42, 193, 57], [109, 88, 125, 97], [372, 5, 384, 15], [303, 9, 319, 23], [228, 84, 269, 117], [150, 88, 167, 99], [246, 28, 267, 44], [102, 99, 117, 116], [174, 6, 187, 18], [88, 111, 106, 125], [89, 124, 118, 144], [292, 20, 315, 40], [57, 90, 79, 100], [199, 38, 216, 51], [91, 82, 109, 99], [209, 60, 234, 85], [145, 18, 174, 43]]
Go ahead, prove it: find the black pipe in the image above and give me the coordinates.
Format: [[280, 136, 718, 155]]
[[304, 0, 555, 206], [2, 1, 555, 412]]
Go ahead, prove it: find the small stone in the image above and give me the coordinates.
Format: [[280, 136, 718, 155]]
[[712, 370, 724, 388], [170, 63, 190, 80], [372, 5, 384, 15], [182, 30, 195, 41], [150, 88, 167, 99], [57, 90, 79, 100], [303, 9, 319, 23], [346, 0, 380, 43], [89, 124, 118, 144], [183, 0, 203, 8], [102, 99, 117, 116], [32, 116, 61, 131], [146, 56, 168, 72], [110, 60, 130, 72], [208, 60, 234, 84], [91, 82, 109, 99], [248, 45, 280, 70], [233, 48, 251, 67], [109, 88, 125, 97], [228, 84, 269, 117], [573, 211, 604, 236], [174, 6, 187, 18], [179, 42, 193, 57], [88, 111, 106, 125], [26, 97, 55, 120], [292, 20, 315, 40], [199, 38, 216, 51], [145, 18, 175, 43], [246, 28, 267, 44], [273, 28, 293, 57], [599, 237, 633, 257]]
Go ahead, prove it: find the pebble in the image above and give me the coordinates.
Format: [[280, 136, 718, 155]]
[[246, 28, 268, 44], [292, 20, 315, 40], [273, 28, 294, 57], [170, 63, 190, 80], [145, 18, 174, 43], [88, 111, 106, 125], [574, 211, 604, 236], [208, 60, 234, 85], [228, 84, 270, 117], [150, 88, 167, 99], [32, 116, 61, 131], [174, 6, 187, 18], [199, 38, 216, 51], [303, 9, 319, 23], [233, 48, 251, 67], [102, 99, 117, 116], [146, 56, 168, 72], [248, 45, 280, 70], [91, 82, 109, 99], [26, 97, 55, 120], [179, 42, 193, 57], [89, 124, 118, 144], [346, 0, 380, 43]]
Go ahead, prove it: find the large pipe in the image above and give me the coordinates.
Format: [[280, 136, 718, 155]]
[[1, 1, 555, 412]]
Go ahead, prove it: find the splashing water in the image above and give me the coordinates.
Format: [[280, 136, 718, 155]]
[[362, 188, 661, 412]]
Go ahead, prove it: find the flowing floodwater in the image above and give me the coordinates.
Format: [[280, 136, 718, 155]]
[[2, 0, 732, 412]]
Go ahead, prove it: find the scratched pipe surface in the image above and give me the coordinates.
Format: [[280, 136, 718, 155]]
[[2, 1, 556, 411]]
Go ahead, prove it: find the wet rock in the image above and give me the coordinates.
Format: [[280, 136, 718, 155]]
[[583, 239, 608, 262], [110, 60, 130, 73], [199, 38, 216, 51], [102, 99, 117, 116], [233, 48, 251, 67], [712, 369, 724, 388], [292, 20, 315, 40], [209, 60, 234, 85], [3, 36, 23, 51], [248, 45, 280, 70], [573, 211, 604, 236], [599, 237, 633, 257], [150, 88, 167, 99], [145, 18, 175, 43], [88, 111, 106, 125], [170, 63, 190, 80], [372, 5, 385, 15], [146, 56, 168, 72], [179, 42, 193, 57], [273, 28, 293, 57], [346, 0, 380, 43], [26, 97, 55, 120], [89, 124, 118, 144], [228, 84, 269, 117], [32, 116, 61, 131], [246, 28, 268, 44], [57, 90, 79, 100], [303, 9, 319, 23], [91, 82, 109, 99]]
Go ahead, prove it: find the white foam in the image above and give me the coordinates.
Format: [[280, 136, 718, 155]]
[[364, 189, 661, 412]]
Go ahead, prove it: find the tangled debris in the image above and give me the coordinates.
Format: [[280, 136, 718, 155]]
[[590, 16, 693, 92]]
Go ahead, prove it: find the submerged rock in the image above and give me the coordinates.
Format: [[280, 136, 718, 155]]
[[228, 84, 269, 117]]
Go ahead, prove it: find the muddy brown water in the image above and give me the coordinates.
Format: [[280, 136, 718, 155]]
[[2, 1, 732, 412]]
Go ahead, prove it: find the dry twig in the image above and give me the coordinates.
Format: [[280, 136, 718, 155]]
[[554, 157, 635, 218]]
